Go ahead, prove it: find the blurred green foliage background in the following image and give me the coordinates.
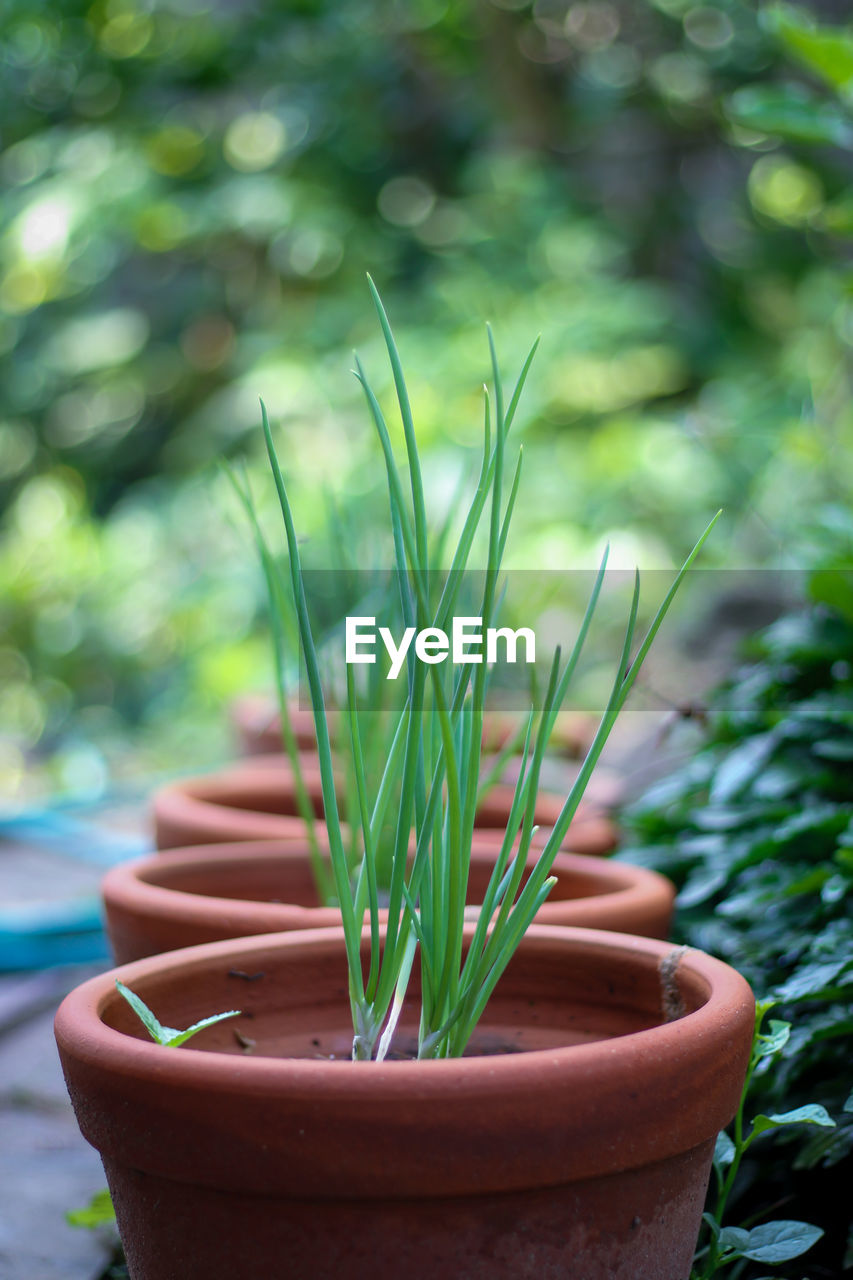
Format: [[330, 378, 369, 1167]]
[[3, 0, 853, 803]]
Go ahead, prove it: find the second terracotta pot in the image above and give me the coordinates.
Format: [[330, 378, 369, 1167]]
[[102, 839, 675, 963], [152, 754, 618, 856]]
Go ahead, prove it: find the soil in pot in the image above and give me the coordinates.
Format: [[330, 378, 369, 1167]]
[[102, 838, 676, 962], [152, 754, 618, 856], [55, 924, 754, 1280]]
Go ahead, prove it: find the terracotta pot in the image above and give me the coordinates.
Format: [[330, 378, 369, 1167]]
[[231, 694, 595, 760], [152, 754, 617, 856], [230, 695, 319, 756], [152, 754, 328, 850], [473, 781, 617, 856], [102, 839, 676, 963], [55, 925, 754, 1280]]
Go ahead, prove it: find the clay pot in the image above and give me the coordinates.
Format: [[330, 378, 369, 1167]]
[[152, 754, 617, 856], [153, 754, 328, 850], [230, 696, 318, 756], [231, 694, 595, 760], [473, 781, 617, 856], [102, 839, 676, 963], [55, 925, 754, 1280]]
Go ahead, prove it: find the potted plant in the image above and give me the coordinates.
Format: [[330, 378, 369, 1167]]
[[57, 283, 749, 1277], [56, 925, 753, 1280]]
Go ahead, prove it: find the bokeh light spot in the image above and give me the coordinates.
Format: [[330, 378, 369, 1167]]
[[1, 136, 52, 186], [16, 194, 75, 260], [135, 202, 189, 251], [649, 52, 710, 103], [565, 3, 620, 50], [581, 43, 641, 90], [288, 229, 344, 278], [46, 308, 150, 373], [224, 113, 287, 172], [146, 125, 206, 176], [683, 6, 734, 50], [99, 12, 154, 59], [748, 156, 823, 226], [45, 380, 146, 447], [12, 473, 81, 538], [378, 176, 436, 227], [6, 21, 48, 68], [0, 265, 52, 314], [0, 420, 37, 478]]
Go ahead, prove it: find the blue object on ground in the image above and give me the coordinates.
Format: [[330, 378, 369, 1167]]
[[0, 806, 151, 971], [0, 899, 111, 971], [0, 808, 149, 866]]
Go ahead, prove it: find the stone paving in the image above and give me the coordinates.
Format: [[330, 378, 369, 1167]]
[[0, 814, 142, 1280], [0, 969, 116, 1280]]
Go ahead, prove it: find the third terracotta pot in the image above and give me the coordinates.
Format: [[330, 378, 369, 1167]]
[[152, 754, 618, 857]]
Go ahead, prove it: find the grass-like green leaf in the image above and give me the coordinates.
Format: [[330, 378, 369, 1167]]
[[254, 283, 717, 1061]]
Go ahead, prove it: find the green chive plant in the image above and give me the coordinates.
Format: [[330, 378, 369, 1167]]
[[236, 278, 718, 1062], [229, 471, 531, 902]]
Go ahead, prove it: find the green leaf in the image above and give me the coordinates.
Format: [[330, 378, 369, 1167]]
[[843, 1089, 853, 1113], [701, 1210, 721, 1239], [115, 980, 240, 1047], [774, 958, 852, 1001], [167, 1011, 244, 1047], [714, 1129, 736, 1168], [808, 567, 853, 620], [754, 1018, 791, 1058], [116, 979, 174, 1044], [717, 1225, 750, 1254], [708, 733, 778, 805], [738, 1218, 824, 1262], [751, 1104, 836, 1137], [754, 996, 778, 1021], [678, 868, 728, 908], [821, 872, 849, 904], [812, 737, 853, 761], [726, 85, 853, 147], [763, 5, 853, 97], [65, 1189, 116, 1230]]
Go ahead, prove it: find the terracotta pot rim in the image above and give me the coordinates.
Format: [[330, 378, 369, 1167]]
[[56, 925, 754, 1198], [152, 755, 617, 856], [103, 840, 673, 936], [58, 924, 750, 1086]]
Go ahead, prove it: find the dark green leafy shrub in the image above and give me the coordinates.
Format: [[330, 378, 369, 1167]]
[[621, 595, 853, 1275]]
